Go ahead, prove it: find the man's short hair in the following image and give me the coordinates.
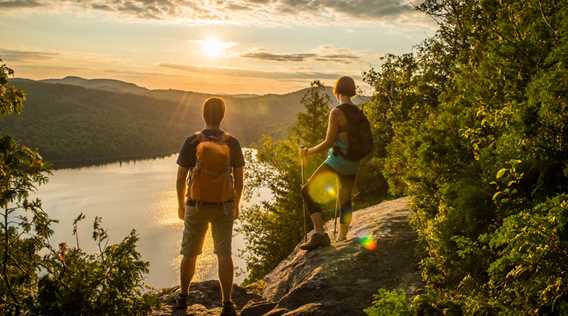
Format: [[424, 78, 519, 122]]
[[333, 76, 357, 97], [202, 97, 225, 127]]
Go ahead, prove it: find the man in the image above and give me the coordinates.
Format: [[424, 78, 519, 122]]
[[174, 97, 244, 316]]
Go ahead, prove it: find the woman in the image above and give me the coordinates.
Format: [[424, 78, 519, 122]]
[[299, 76, 360, 251]]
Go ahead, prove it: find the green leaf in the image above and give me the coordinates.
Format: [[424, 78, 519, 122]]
[[496, 168, 508, 180], [493, 191, 503, 201]]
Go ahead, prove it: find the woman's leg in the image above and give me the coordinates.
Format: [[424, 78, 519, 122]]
[[300, 163, 335, 250], [301, 163, 335, 232], [337, 173, 356, 240]]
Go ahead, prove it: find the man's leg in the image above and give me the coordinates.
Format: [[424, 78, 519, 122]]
[[211, 205, 235, 304], [211, 205, 238, 316], [179, 205, 207, 299], [180, 255, 197, 296], [217, 255, 234, 303]]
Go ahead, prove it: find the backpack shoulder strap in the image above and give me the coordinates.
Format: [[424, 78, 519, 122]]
[[194, 131, 207, 143], [221, 132, 232, 143], [337, 103, 360, 115]]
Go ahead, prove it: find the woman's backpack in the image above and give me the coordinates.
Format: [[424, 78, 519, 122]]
[[336, 104, 374, 161]]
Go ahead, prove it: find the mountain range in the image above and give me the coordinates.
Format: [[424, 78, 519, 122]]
[[1, 76, 368, 168]]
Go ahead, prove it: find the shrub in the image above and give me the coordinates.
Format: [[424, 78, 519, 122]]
[[364, 289, 411, 316]]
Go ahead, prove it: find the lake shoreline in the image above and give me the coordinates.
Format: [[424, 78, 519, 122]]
[[47, 151, 178, 170]]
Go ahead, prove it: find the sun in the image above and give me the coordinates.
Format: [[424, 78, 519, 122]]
[[200, 38, 233, 58]]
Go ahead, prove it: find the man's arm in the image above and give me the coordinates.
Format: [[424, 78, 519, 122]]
[[233, 167, 244, 219], [176, 166, 190, 220]]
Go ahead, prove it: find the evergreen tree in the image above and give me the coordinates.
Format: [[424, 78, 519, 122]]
[[293, 80, 330, 146]]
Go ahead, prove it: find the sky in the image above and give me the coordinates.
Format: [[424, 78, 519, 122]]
[[0, 0, 436, 95]]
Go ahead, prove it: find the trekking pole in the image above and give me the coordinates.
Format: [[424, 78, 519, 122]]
[[333, 184, 339, 240], [300, 145, 308, 242]]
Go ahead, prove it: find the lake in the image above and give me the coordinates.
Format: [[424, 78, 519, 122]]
[[36, 151, 269, 289]]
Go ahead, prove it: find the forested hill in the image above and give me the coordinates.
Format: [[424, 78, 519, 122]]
[[0, 78, 327, 168]]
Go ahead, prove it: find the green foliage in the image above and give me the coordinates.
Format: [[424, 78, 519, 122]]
[[362, 0, 568, 314], [0, 61, 157, 315], [294, 81, 330, 145], [364, 289, 411, 316], [485, 194, 568, 314], [33, 215, 158, 316], [0, 64, 25, 115], [239, 81, 330, 283]]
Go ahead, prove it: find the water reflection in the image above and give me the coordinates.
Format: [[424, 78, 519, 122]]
[[36, 152, 267, 288]]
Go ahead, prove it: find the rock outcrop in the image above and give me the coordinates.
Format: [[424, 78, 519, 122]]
[[152, 281, 262, 316], [154, 197, 421, 316]]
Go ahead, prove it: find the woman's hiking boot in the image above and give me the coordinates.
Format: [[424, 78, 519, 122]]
[[336, 224, 349, 242], [299, 232, 331, 251], [220, 301, 237, 316], [173, 293, 187, 310]]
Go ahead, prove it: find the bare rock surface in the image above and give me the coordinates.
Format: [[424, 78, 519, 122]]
[[151, 281, 262, 316], [153, 197, 421, 315]]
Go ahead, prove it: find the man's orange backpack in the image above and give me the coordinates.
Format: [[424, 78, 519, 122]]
[[188, 132, 234, 203]]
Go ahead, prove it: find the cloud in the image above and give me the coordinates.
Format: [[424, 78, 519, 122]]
[[0, 0, 42, 8], [0, 0, 422, 24], [241, 46, 361, 64], [0, 48, 59, 62], [298, 0, 416, 19], [159, 63, 351, 81], [240, 52, 318, 62]]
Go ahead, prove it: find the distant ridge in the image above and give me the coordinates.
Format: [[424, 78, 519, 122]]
[[34, 75, 369, 102], [38, 76, 264, 98], [40, 76, 150, 96]]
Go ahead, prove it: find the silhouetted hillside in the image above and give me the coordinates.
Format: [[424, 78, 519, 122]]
[[40, 76, 151, 96], [0, 79, 309, 168]]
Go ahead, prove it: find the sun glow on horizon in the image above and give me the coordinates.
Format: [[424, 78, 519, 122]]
[[199, 38, 234, 58]]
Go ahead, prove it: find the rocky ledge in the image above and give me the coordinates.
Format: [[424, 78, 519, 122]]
[[153, 197, 421, 316]]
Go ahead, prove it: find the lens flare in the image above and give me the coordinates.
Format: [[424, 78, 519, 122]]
[[358, 235, 378, 251], [306, 170, 338, 204], [325, 184, 336, 196]]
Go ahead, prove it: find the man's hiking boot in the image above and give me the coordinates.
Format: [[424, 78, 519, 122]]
[[220, 301, 237, 316], [173, 293, 187, 310], [300, 232, 331, 251]]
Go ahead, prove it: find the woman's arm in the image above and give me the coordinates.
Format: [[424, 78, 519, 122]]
[[307, 108, 340, 155]]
